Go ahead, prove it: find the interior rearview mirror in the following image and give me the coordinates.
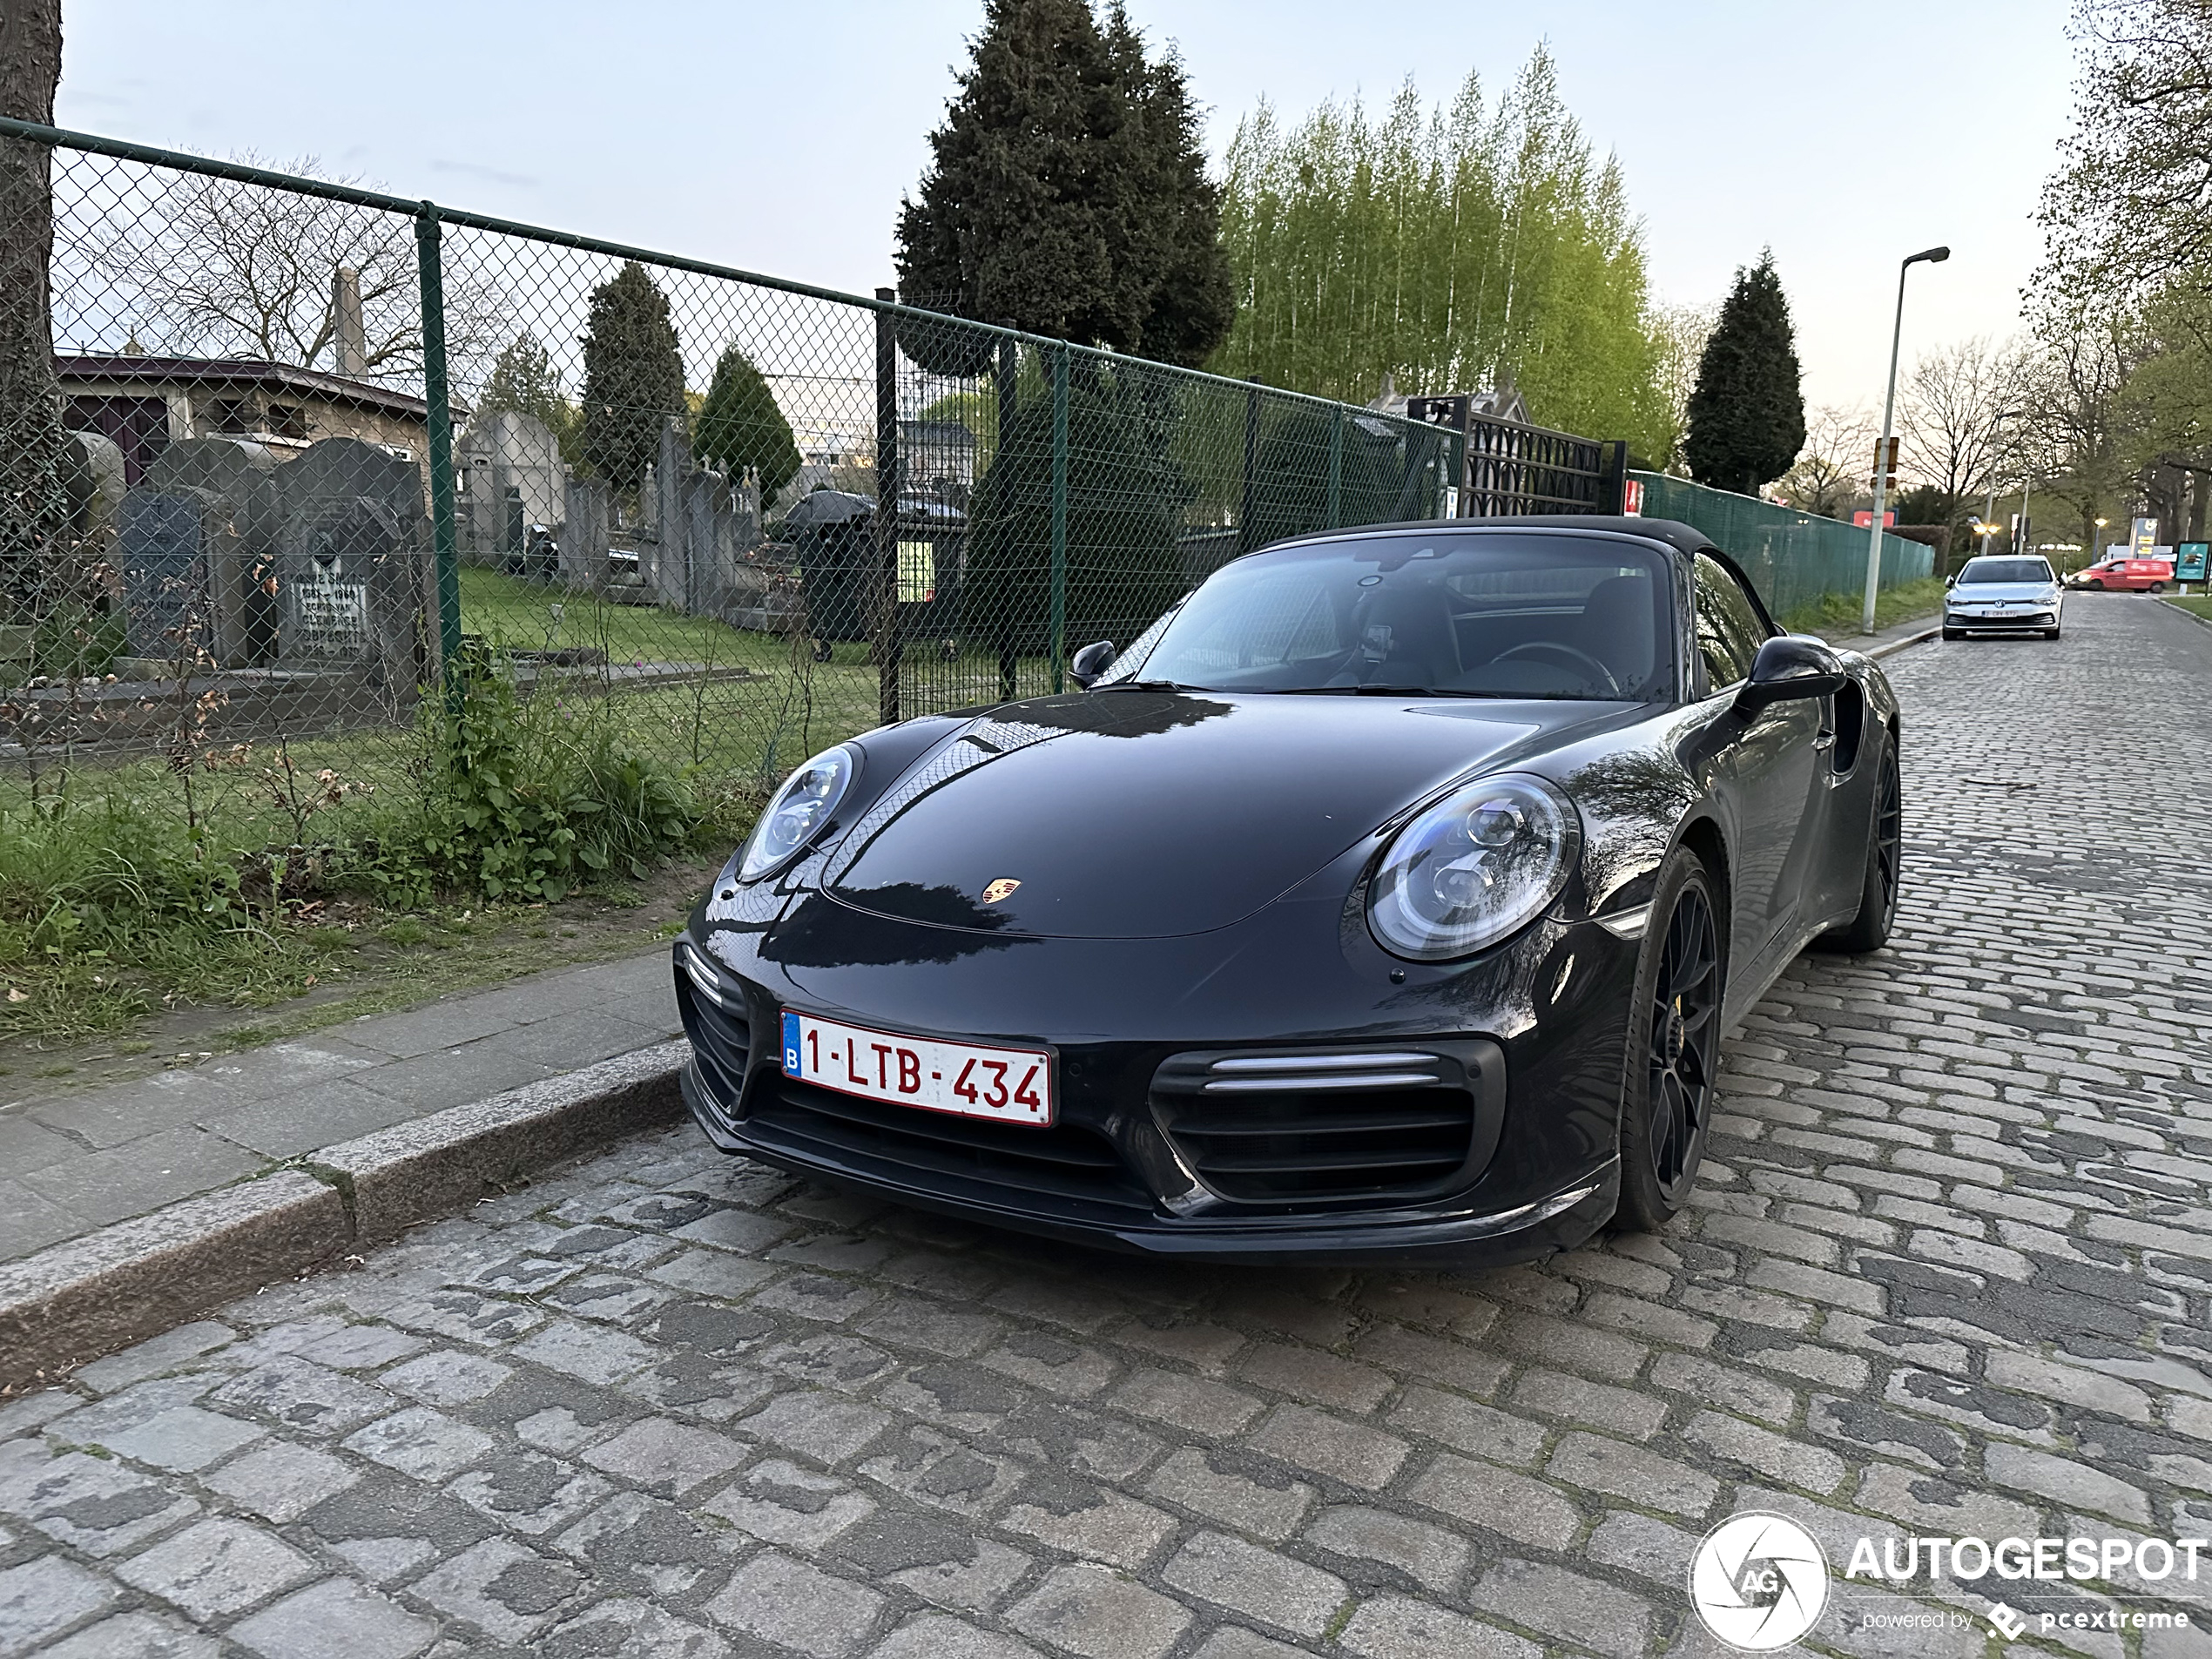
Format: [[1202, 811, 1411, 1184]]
[[1069, 639, 1118, 689], [1736, 635, 1847, 714]]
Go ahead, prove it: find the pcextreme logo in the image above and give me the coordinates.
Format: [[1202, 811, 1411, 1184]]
[[1689, 1512, 1830, 1652]]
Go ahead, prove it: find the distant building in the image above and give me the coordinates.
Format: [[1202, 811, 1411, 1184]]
[[56, 353, 469, 496], [899, 417, 979, 508]]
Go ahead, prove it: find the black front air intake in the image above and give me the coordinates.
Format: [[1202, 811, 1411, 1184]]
[[675, 943, 750, 1103], [1150, 1041, 1504, 1206], [746, 1075, 1157, 1223]]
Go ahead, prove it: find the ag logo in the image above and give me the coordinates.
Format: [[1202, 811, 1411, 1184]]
[[981, 879, 1021, 904], [1689, 1512, 1828, 1651]]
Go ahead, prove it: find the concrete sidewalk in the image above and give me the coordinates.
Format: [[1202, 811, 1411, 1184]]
[[0, 951, 678, 1264], [1814, 610, 1940, 658]]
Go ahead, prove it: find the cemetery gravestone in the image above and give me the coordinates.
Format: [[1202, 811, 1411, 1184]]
[[274, 437, 426, 693]]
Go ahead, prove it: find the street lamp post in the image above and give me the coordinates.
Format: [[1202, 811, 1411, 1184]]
[[1862, 246, 1951, 633]]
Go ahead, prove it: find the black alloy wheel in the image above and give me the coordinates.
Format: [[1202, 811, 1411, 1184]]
[[1615, 853, 1726, 1231], [1644, 882, 1719, 1194], [1870, 751, 1901, 927], [1816, 743, 1901, 954]]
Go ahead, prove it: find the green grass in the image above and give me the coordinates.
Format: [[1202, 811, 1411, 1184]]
[[1779, 577, 1947, 639], [2164, 595, 2212, 621], [0, 565, 1035, 1045]]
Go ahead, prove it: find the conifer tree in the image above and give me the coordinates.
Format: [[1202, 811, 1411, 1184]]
[[1683, 251, 1805, 496], [579, 262, 685, 494], [963, 363, 1184, 658], [477, 333, 583, 468], [894, 0, 1232, 373], [693, 345, 801, 506]]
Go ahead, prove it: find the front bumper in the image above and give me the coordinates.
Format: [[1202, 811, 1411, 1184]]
[[1946, 609, 2057, 632], [670, 873, 1638, 1265], [680, 1056, 1617, 1265]]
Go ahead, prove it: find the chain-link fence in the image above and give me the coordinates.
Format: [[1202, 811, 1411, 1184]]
[[1, 119, 1486, 866], [1, 118, 1939, 894], [1631, 472, 1936, 622]]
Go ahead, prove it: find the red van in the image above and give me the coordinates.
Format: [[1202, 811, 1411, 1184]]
[[2067, 553, 2175, 591]]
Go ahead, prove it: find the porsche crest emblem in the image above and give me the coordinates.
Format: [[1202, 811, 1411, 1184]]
[[981, 878, 1022, 904]]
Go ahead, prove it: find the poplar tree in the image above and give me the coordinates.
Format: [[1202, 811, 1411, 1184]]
[[1211, 49, 1669, 456], [1683, 251, 1805, 496]]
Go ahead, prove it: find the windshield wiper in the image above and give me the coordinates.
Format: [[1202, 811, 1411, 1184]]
[[1095, 678, 1216, 692]]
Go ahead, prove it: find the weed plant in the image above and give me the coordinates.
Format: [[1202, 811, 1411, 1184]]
[[1, 644, 711, 1041]]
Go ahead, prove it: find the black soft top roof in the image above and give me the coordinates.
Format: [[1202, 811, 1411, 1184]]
[[1273, 515, 1717, 560]]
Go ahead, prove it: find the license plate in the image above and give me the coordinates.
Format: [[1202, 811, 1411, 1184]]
[[780, 1011, 1054, 1126]]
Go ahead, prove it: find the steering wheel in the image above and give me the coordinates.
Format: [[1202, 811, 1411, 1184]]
[[1492, 641, 1622, 695]]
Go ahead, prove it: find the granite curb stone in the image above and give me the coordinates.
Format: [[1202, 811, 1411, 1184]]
[[0, 1044, 688, 1388]]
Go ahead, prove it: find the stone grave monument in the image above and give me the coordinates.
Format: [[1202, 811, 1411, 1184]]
[[273, 437, 426, 693]]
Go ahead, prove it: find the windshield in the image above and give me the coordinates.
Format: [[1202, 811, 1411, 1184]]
[[1958, 557, 2054, 585], [1099, 532, 1674, 698]]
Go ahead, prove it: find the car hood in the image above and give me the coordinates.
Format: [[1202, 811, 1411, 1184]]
[[818, 690, 1613, 940], [1951, 582, 2056, 602]]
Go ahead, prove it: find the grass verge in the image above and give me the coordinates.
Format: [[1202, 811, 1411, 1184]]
[[1778, 577, 1947, 638], [1, 858, 712, 1092]]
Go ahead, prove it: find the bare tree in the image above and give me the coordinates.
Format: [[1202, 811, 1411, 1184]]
[[79, 156, 509, 388], [1777, 403, 1876, 519], [1899, 337, 2027, 533], [2019, 307, 2143, 554], [1648, 300, 1717, 474], [1, 0, 70, 593]]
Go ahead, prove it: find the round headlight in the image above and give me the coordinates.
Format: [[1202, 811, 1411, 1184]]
[[1366, 773, 1580, 961], [738, 745, 857, 882]]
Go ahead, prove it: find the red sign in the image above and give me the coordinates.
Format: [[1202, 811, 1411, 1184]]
[[1851, 509, 1896, 529], [1622, 478, 1644, 517]]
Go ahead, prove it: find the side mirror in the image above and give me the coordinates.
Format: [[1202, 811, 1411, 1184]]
[[1944, 573, 1956, 587], [1069, 639, 1118, 689], [1737, 635, 1846, 714]]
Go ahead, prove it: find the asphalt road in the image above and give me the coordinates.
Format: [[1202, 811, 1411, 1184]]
[[3, 591, 2209, 1659]]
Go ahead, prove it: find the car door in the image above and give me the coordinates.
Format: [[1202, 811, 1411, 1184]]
[[1691, 554, 1825, 982]]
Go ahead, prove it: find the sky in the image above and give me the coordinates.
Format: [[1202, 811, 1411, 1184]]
[[53, 0, 2078, 417]]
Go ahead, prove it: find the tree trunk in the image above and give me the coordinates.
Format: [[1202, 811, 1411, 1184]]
[[0, 0, 71, 608]]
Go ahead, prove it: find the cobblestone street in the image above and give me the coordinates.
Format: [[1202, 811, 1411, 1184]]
[[3, 595, 2209, 1659]]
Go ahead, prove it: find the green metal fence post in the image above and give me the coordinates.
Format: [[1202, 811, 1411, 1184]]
[[1049, 342, 1069, 694], [995, 326, 1022, 703], [1326, 406, 1343, 530], [414, 205, 462, 689], [1238, 378, 1262, 553], [873, 288, 900, 725]]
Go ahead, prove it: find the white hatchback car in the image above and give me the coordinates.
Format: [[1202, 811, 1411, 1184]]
[[1942, 554, 2064, 641]]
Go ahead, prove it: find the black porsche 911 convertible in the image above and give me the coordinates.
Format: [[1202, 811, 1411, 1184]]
[[673, 516, 1901, 1264]]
